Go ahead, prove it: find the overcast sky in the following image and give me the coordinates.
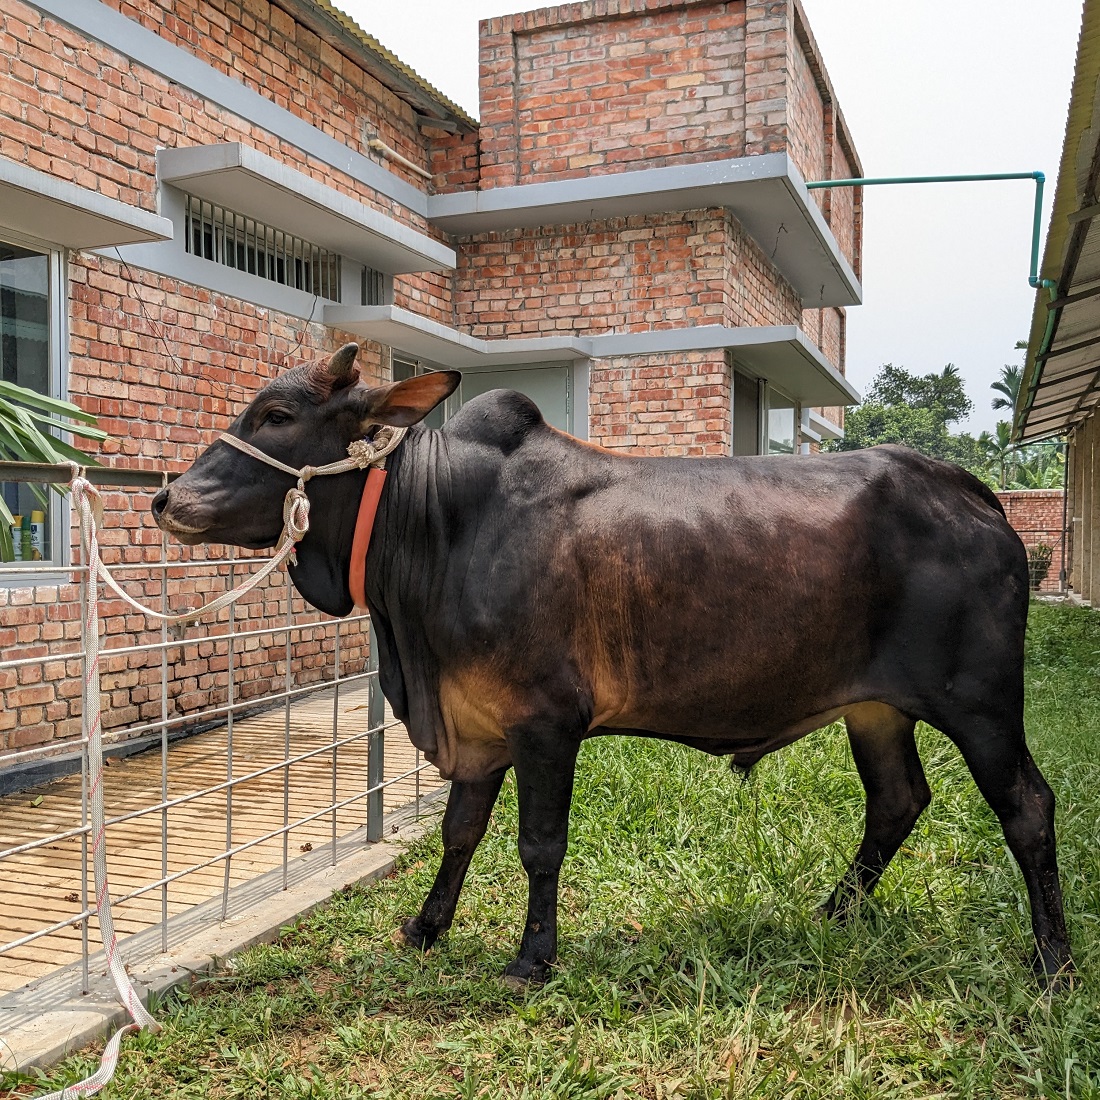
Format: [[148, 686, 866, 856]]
[[337, 0, 1084, 435]]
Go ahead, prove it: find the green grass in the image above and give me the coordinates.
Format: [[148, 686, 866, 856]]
[[9, 601, 1100, 1098]]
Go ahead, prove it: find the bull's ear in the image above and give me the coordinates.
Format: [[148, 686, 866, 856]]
[[354, 370, 461, 428]]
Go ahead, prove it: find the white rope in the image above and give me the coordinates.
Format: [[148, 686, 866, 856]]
[[36, 427, 405, 1099]]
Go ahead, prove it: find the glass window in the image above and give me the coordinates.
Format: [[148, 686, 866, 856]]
[[1, 240, 60, 568], [765, 386, 798, 456]]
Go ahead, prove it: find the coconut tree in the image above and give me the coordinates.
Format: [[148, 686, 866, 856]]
[[991, 363, 1023, 412], [979, 420, 1019, 489]]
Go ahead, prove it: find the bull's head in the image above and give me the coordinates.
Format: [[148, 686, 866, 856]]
[[152, 343, 459, 614]]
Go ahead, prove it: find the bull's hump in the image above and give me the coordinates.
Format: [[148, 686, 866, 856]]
[[444, 390, 546, 454]]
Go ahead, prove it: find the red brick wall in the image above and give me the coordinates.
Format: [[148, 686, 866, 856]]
[[996, 490, 1066, 593], [743, 0, 787, 156], [453, 208, 802, 341], [479, 0, 747, 186], [472, 0, 858, 282], [0, 0, 454, 757], [0, 0, 446, 235], [456, 211, 730, 337], [103, 0, 435, 189], [726, 211, 801, 327], [0, 252, 385, 757], [589, 351, 731, 455], [786, 17, 825, 187], [0, 568, 369, 754]]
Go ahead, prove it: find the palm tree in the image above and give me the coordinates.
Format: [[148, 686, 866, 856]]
[[980, 421, 1018, 489], [991, 364, 1022, 412]]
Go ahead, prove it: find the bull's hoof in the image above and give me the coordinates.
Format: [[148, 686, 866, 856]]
[[1033, 951, 1074, 995], [396, 917, 439, 951], [503, 958, 551, 989]]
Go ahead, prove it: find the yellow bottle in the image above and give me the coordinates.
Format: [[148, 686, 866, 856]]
[[29, 510, 45, 561]]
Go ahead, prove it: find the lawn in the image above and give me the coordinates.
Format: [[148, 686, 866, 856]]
[[10, 601, 1100, 1099]]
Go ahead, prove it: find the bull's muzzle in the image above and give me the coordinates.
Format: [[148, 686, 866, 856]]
[[151, 485, 212, 544]]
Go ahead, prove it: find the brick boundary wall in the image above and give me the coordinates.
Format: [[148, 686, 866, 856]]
[[995, 489, 1066, 593]]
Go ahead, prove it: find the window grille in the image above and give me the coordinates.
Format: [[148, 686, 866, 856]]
[[185, 195, 341, 302], [362, 266, 385, 306]]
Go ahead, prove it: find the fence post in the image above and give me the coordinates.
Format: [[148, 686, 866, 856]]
[[367, 618, 385, 842]]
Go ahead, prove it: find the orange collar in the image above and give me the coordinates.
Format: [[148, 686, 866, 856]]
[[347, 466, 388, 611]]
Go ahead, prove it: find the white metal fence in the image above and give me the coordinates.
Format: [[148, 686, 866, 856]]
[[0, 462, 441, 1006]]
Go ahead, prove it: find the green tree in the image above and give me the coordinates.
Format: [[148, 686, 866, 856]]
[[829, 363, 984, 474], [1010, 441, 1065, 489], [865, 362, 973, 424], [991, 364, 1022, 413]]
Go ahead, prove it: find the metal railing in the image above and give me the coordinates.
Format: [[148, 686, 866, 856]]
[[0, 462, 440, 1001]]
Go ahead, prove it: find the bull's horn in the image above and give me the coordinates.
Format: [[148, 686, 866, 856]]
[[328, 343, 360, 379]]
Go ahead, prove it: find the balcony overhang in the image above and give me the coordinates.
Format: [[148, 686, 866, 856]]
[[157, 143, 455, 275], [325, 305, 588, 366], [427, 154, 861, 309], [0, 156, 172, 250], [325, 306, 860, 407], [804, 408, 845, 441]]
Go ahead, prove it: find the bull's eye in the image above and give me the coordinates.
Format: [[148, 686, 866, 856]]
[[264, 410, 292, 426]]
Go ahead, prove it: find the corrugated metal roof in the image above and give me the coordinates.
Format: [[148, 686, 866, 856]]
[[273, 0, 479, 133], [1017, 0, 1100, 439]]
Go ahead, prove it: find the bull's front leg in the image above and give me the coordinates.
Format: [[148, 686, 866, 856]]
[[401, 770, 507, 949], [504, 726, 581, 988]]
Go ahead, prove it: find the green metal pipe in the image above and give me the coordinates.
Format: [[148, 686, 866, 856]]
[[806, 171, 1055, 289], [807, 171, 1063, 438]]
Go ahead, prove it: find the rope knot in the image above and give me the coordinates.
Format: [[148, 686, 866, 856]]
[[346, 438, 377, 467], [283, 487, 311, 543]]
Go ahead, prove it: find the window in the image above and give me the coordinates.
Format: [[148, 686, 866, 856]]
[[362, 266, 386, 306], [184, 194, 341, 301], [1, 238, 63, 568], [765, 386, 799, 455], [731, 369, 800, 456]]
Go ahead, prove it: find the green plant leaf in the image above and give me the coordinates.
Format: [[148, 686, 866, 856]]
[[0, 381, 99, 423]]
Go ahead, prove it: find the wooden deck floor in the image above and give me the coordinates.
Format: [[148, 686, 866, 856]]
[[0, 684, 443, 996]]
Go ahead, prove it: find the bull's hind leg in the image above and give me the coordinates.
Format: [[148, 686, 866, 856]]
[[941, 716, 1070, 983], [401, 770, 506, 950], [822, 702, 931, 919]]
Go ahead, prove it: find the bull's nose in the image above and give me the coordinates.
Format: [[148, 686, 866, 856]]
[[151, 487, 169, 522]]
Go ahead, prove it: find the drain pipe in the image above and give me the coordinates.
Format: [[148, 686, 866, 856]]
[[806, 172, 1060, 433], [365, 137, 433, 181]]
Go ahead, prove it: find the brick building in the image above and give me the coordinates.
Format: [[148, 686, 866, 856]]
[[0, 0, 863, 756]]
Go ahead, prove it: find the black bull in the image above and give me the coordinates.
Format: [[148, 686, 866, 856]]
[[152, 345, 1070, 986]]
